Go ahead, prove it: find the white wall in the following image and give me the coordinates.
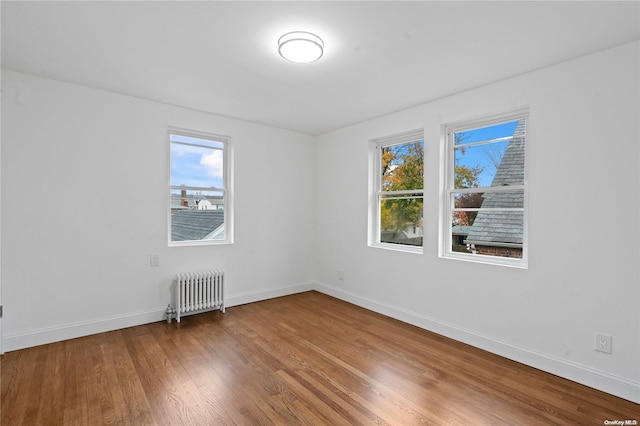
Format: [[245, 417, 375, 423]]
[[314, 41, 640, 403], [1, 70, 316, 350]]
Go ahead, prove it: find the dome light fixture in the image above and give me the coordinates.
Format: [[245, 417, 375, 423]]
[[278, 31, 324, 63]]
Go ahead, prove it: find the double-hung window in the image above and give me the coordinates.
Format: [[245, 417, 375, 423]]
[[169, 127, 233, 246], [441, 109, 528, 267], [370, 129, 424, 252]]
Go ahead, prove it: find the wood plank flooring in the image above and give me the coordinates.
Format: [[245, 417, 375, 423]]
[[2, 291, 638, 425]]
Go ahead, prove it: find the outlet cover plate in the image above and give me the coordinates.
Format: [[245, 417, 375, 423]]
[[595, 333, 612, 354]]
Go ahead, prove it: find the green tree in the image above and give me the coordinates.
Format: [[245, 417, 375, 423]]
[[381, 142, 424, 233], [454, 164, 482, 189]]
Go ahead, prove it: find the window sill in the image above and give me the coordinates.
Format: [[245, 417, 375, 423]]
[[370, 242, 423, 254], [440, 251, 527, 269], [169, 239, 233, 247]]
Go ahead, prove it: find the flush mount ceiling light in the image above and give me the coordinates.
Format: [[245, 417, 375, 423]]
[[278, 31, 324, 63]]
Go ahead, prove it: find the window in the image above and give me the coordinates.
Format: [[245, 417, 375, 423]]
[[441, 110, 528, 267], [370, 130, 424, 252], [169, 127, 232, 246]]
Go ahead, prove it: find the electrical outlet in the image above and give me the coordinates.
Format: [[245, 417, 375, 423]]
[[150, 255, 160, 267], [595, 333, 612, 354]]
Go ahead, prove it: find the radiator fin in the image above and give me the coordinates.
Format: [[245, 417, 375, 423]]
[[174, 269, 225, 322]]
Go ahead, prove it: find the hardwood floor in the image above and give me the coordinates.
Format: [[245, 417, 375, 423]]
[[2, 291, 638, 425]]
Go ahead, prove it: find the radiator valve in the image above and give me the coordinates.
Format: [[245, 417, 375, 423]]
[[165, 304, 176, 323]]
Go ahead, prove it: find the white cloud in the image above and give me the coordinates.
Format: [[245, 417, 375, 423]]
[[200, 150, 224, 179]]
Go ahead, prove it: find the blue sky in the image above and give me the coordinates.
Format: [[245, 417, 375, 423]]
[[454, 120, 518, 187], [170, 134, 224, 191]]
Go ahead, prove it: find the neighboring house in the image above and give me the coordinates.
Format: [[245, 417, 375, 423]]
[[170, 191, 223, 214], [452, 225, 472, 250], [464, 119, 525, 258], [171, 210, 225, 241], [381, 221, 423, 247], [197, 199, 213, 210]]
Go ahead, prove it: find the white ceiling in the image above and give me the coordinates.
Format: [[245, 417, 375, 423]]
[[2, 1, 639, 136]]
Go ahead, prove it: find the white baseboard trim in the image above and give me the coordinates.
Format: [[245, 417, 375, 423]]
[[3, 308, 167, 352], [3, 282, 315, 353], [314, 281, 640, 404], [225, 282, 315, 308]]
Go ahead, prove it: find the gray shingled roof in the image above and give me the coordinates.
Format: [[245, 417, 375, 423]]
[[171, 210, 224, 241], [465, 119, 525, 247]]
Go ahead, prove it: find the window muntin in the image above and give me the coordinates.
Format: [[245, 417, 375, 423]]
[[443, 112, 527, 267], [371, 130, 424, 252], [169, 129, 231, 245]]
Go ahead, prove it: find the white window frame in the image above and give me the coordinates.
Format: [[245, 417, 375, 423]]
[[440, 109, 528, 268], [369, 129, 425, 254], [168, 126, 233, 247]]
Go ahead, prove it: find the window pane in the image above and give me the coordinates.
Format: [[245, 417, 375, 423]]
[[452, 189, 523, 228], [451, 210, 523, 258], [381, 140, 424, 191], [454, 120, 519, 146], [380, 195, 423, 246], [454, 120, 524, 188], [171, 138, 224, 188], [171, 189, 225, 242]]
